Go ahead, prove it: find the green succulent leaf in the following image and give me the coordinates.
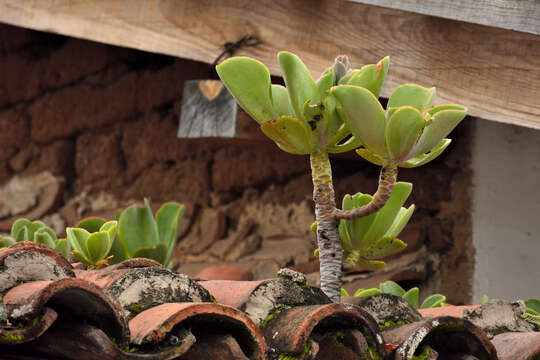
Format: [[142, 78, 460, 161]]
[[339, 221, 353, 253], [0, 236, 15, 248], [327, 136, 363, 154], [331, 85, 387, 156], [380, 281, 406, 297], [365, 236, 407, 258], [421, 294, 446, 309], [354, 288, 382, 297], [355, 148, 386, 166], [156, 202, 184, 267], [271, 85, 294, 117], [362, 182, 413, 251], [525, 298, 540, 315], [385, 106, 426, 162], [54, 238, 70, 259], [346, 56, 389, 98], [100, 221, 118, 240], [34, 230, 56, 249], [86, 232, 112, 263], [340, 288, 350, 297], [354, 257, 386, 271], [118, 200, 160, 255], [72, 249, 91, 265], [384, 205, 415, 239], [77, 217, 106, 233], [387, 84, 436, 113], [278, 51, 320, 120], [216, 57, 275, 123], [316, 67, 335, 95], [408, 105, 467, 158], [480, 295, 489, 305], [350, 194, 377, 249], [260, 115, 314, 154], [403, 287, 419, 309], [11, 218, 32, 241], [401, 139, 451, 168], [66, 227, 90, 254], [132, 242, 168, 264]]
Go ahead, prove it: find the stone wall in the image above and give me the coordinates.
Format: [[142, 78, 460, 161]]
[[0, 23, 474, 304]]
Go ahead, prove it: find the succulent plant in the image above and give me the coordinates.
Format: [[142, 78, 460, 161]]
[[4, 218, 70, 258], [331, 84, 467, 168], [339, 182, 415, 270], [217, 51, 466, 302], [343, 280, 446, 309], [67, 221, 117, 268], [111, 199, 185, 268], [522, 298, 540, 329]]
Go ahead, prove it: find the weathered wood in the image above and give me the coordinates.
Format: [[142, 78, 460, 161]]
[[178, 80, 268, 142], [348, 0, 540, 35], [0, 0, 538, 129]]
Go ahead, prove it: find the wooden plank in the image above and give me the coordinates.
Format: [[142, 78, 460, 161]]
[[0, 0, 538, 129], [348, 0, 540, 35]]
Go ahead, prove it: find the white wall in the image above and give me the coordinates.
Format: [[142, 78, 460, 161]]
[[472, 119, 540, 303]]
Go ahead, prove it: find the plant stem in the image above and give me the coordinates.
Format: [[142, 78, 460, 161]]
[[334, 166, 398, 220], [310, 151, 342, 302]]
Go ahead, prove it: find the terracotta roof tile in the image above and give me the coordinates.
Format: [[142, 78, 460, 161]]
[[262, 303, 386, 359], [1, 243, 540, 359], [383, 316, 497, 359]]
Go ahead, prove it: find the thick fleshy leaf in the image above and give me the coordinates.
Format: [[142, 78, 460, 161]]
[[339, 221, 353, 253], [362, 182, 413, 251], [387, 84, 435, 113], [401, 139, 451, 168], [354, 257, 386, 271], [261, 115, 314, 154], [385, 106, 426, 162], [384, 204, 415, 238], [34, 230, 56, 249], [0, 236, 15, 248], [340, 288, 350, 297], [327, 136, 363, 154], [380, 281, 406, 296], [77, 217, 106, 233], [216, 57, 275, 123], [55, 238, 70, 259], [100, 221, 117, 239], [365, 236, 407, 258], [316, 67, 334, 95], [355, 148, 385, 166], [278, 51, 320, 119], [11, 218, 32, 240], [403, 287, 419, 308], [86, 232, 111, 263], [346, 56, 389, 98], [331, 85, 387, 155], [132, 242, 168, 265], [108, 232, 130, 265], [66, 228, 90, 254], [354, 288, 382, 297], [421, 294, 446, 309], [156, 202, 184, 267], [118, 200, 159, 254], [350, 194, 377, 249], [36, 226, 57, 241], [526, 299, 540, 315], [408, 105, 467, 158], [72, 249, 91, 266], [271, 85, 294, 117]]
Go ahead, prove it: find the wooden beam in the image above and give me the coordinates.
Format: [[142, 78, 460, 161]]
[[348, 0, 540, 35], [0, 0, 538, 129]]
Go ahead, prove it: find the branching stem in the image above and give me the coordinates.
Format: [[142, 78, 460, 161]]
[[334, 166, 398, 220], [310, 153, 398, 302]]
